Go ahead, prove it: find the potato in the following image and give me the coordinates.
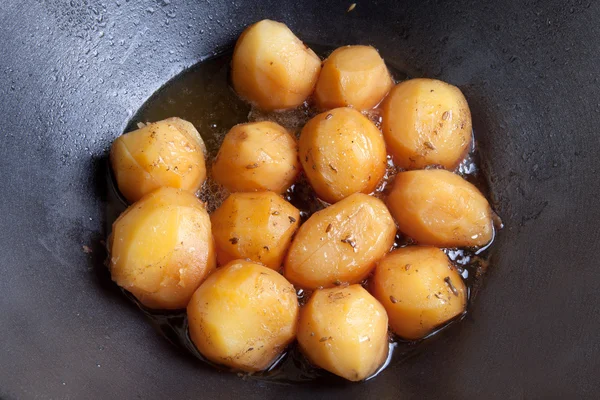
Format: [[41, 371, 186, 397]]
[[314, 45, 393, 110], [284, 193, 396, 289], [231, 19, 321, 111], [211, 192, 300, 270], [109, 187, 216, 310], [212, 121, 300, 194], [381, 78, 472, 169], [386, 169, 493, 247], [297, 285, 389, 381], [110, 117, 207, 203], [370, 246, 467, 340], [187, 260, 299, 372], [299, 107, 387, 203]]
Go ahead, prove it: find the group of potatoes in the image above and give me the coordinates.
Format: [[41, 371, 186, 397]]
[[108, 20, 494, 381]]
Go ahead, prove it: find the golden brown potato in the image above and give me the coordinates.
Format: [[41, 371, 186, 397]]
[[284, 193, 396, 289], [210, 192, 300, 270], [314, 45, 393, 110], [109, 187, 216, 309], [231, 19, 321, 111], [386, 169, 493, 247], [297, 285, 389, 381], [299, 107, 387, 203], [370, 246, 467, 340], [381, 78, 472, 169], [187, 260, 299, 372], [212, 121, 300, 194], [110, 117, 207, 203]]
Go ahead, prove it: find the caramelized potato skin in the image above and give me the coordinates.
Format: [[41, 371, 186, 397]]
[[110, 187, 216, 309], [299, 107, 387, 203], [210, 192, 300, 270], [381, 78, 472, 170], [110, 117, 207, 203], [212, 121, 300, 194], [297, 285, 389, 381], [315, 45, 393, 110], [231, 19, 321, 111], [187, 260, 299, 371], [387, 169, 493, 247], [284, 193, 396, 289], [370, 246, 467, 340]]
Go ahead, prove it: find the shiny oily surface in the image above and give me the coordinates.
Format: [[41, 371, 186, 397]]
[[314, 45, 393, 110], [387, 169, 493, 247], [211, 191, 300, 270], [284, 193, 396, 289], [371, 247, 467, 340], [382, 78, 472, 170], [211, 121, 300, 194], [109, 50, 498, 383], [110, 117, 207, 203], [299, 107, 388, 203], [187, 260, 299, 372], [231, 19, 321, 111], [109, 187, 216, 310], [297, 285, 389, 381]]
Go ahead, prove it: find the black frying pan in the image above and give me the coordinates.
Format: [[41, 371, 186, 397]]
[[1, 0, 599, 398]]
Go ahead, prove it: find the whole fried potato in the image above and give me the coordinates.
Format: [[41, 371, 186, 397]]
[[299, 107, 387, 203], [297, 285, 389, 381], [370, 246, 467, 340], [210, 192, 300, 270], [109, 187, 216, 309], [386, 169, 493, 247], [212, 121, 299, 194], [381, 78, 472, 169], [314, 45, 393, 110], [231, 19, 321, 111], [187, 260, 299, 372], [110, 117, 207, 203], [284, 193, 396, 289]]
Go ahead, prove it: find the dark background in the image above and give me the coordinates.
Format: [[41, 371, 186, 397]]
[[1, 0, 599, 398]]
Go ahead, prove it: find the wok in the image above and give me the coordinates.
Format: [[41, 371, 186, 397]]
[[1, 0, 599, 398]]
